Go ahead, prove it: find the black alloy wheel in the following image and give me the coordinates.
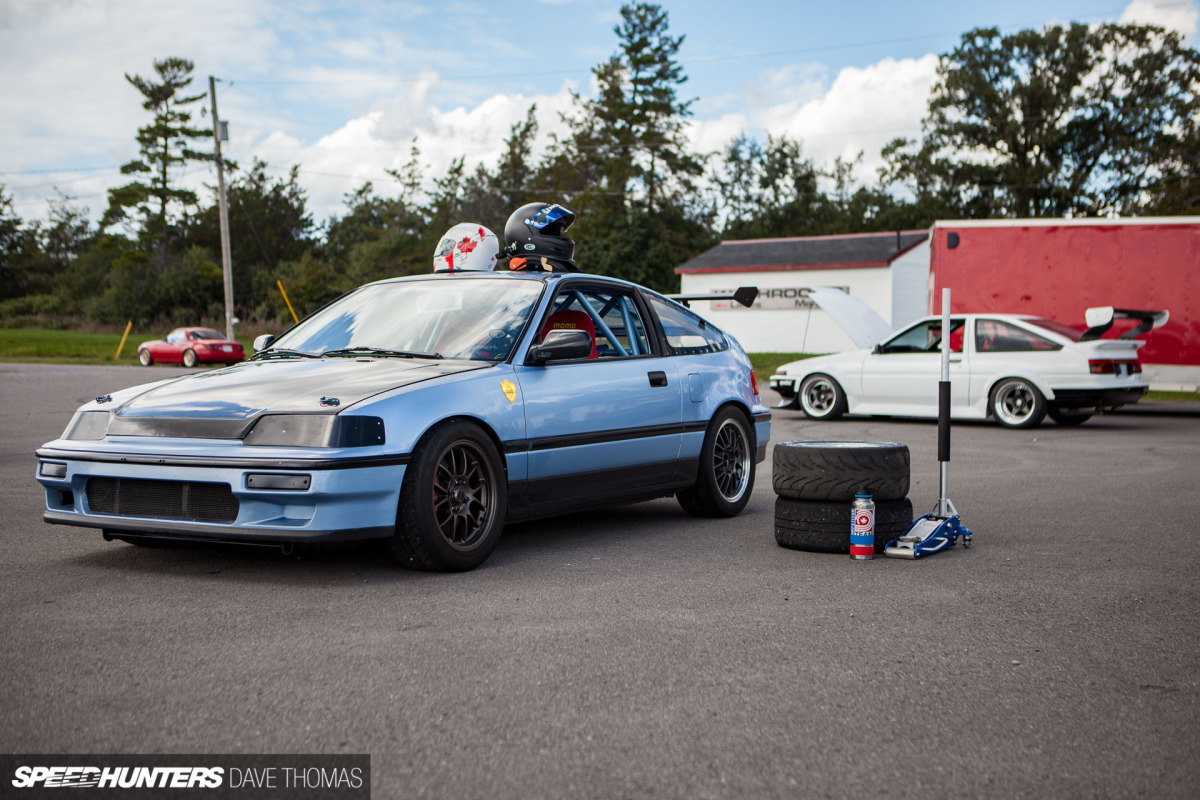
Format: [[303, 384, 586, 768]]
[[391, 420, 507, 571], [677, 406, 755, 518]]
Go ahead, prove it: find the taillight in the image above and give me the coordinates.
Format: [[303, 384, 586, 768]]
[[1089, 359, 1140, 374], [750, 371, 760, 396]]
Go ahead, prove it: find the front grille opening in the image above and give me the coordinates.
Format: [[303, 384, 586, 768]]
[[86, 477, 238, 523]]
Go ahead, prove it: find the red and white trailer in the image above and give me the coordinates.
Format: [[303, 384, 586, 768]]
[[928, 218, 1200, 391]]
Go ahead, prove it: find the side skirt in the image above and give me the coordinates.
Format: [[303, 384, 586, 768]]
[[507, 458, 699, 522]]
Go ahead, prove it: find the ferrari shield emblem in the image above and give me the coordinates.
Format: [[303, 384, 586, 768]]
[[500, 379, 517, 403]]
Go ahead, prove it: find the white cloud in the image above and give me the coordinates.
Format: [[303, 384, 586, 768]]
[[0, 0, 280, 219], [1120, 0, 1199, 42], [248, 78, 581, 223], [736, 55, 938, 184]]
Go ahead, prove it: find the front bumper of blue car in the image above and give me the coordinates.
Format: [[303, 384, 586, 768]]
[[36, 438, 406, 543]]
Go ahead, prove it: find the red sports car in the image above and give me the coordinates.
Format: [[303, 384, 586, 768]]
[[137, 328, 245, 368]]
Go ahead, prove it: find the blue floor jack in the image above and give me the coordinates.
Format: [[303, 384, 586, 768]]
[[885, 289, 973, 559]]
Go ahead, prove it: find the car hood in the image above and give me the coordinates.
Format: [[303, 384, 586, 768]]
[[92, 358, 487, 437], [775, 350, 864, 376]]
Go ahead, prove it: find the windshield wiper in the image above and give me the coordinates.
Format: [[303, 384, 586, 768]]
[[250, 348, 319, 361], [320, 347, 443, 360]]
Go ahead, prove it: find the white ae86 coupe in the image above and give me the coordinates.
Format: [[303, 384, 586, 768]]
[[770, 306, 1166, 429]]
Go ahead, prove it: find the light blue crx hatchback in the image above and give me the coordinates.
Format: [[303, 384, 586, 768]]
[[36, 271, 770, 570]]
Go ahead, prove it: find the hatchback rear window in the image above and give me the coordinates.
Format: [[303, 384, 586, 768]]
[[1026, 318, 1084, 342]]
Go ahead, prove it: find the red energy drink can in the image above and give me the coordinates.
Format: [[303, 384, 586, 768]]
[[851, 493, 875, 560]]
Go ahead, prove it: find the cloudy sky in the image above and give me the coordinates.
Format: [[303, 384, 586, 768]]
[[1, 0, 1196, 227]]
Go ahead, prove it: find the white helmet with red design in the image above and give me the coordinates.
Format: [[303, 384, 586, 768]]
[[432, 223, 500, 272]]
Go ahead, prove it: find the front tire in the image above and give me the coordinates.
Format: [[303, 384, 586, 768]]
[[390, 421, 507, 571], [677, 406, 755, 518], [182, 349, 198, 368], [799, 373, 847, 420], [990, 378, 1046, 429], [138, 349, 153, 366]]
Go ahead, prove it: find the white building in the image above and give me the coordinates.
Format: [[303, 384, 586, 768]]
[[675, 231, 930, 354]]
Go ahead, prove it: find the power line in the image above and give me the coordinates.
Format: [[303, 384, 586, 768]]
[[0, 165, 121, 176], [197, 4, 1184, 88]]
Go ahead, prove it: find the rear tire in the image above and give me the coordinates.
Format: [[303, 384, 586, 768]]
[[774, 497, 914, 554], [677, 406, 755, 518], [182, 349, 198, 368], [138, 349, 153, 366], [1048, 407, 1093, 426], [990, 378, 1046, 428], [772, 440, 910, 502], [389, 421, 507, 572], [798, 373, 846, 420]]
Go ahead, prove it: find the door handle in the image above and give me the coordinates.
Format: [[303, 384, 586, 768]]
[[648, 371, 668, 387]]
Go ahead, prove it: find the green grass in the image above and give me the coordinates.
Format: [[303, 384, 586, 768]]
[[0, 328, 251, 365], [747, 352, 817, 388], [1145, 390, 1200, 402]]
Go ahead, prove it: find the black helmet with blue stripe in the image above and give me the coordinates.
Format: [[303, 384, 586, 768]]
[[503, 202, 576, 267]]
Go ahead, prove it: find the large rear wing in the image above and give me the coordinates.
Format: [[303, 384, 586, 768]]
[[1082, 307, 1169, 341], [668, 287, 759, 309]]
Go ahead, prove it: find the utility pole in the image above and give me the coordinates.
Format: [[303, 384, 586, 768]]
[[209, 75, 235, 342]]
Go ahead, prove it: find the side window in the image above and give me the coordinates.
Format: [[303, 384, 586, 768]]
[[166, 330, 185, 343], [976, 319, 1061, 352], [647, 294, 727, 355], [539, 286, 653, 358], [880, 319, 964, 353]]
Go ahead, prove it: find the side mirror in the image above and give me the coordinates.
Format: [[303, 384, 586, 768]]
[[527, 329, 592, 364], [253, 334, 276, 353], [872, 343, 884, 354]]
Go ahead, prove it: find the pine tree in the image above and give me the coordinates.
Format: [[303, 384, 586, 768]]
[[102, 57, 212, 268]]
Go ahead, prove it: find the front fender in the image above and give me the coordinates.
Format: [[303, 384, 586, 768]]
[[792, 354, 868, 409], [354, 365, 527, 478]]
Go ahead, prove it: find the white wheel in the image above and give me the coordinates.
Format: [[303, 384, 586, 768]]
[[799, 374, 846, 420], [991, 378, 1046, 428]]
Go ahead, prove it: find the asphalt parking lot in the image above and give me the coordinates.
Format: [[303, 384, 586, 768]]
[[1, 363, 1197, 798]]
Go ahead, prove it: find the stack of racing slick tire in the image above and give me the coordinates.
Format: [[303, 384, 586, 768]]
[[772, 441, 913, 554]]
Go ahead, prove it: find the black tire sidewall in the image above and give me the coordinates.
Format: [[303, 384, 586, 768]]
[[774, 496, 914, 554], [678, 406, 756, 518], [772, 440, 910, 502], [394, 421, 507, 571]]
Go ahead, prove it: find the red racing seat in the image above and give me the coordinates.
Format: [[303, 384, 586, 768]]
[[540, 309, 597, 358]]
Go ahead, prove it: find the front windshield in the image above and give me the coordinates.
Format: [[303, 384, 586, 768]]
[[265, 277, 543, 361]]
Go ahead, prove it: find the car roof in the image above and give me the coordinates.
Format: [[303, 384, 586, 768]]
[[915, 313, 1038, 322], [365, 270, 641, 291]]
